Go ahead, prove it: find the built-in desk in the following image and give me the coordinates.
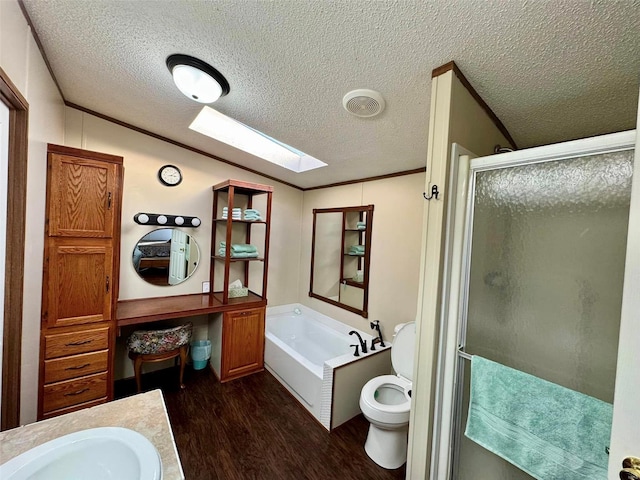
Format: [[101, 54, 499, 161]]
[[116, 292, 266, 330]]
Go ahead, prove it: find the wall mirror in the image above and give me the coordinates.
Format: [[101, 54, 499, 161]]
[[132, 228, 200, 286], [310, 205, 374, 317]]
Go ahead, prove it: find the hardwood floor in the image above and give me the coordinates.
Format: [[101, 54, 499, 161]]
[[116, 367, 406, 480]]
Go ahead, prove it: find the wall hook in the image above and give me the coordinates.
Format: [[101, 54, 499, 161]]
[[423, 185, 440, 200]]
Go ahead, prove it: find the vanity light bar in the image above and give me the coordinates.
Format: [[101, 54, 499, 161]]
[[133, 213, 201, 228]]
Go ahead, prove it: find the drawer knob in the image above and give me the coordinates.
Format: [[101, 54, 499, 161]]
[[65, 339, 92, 347], [64, 388, 89, 397], [65, 363, 90, 371]]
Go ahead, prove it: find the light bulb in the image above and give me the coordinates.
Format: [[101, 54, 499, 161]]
[[137, 213, 149, 224], [191, 217, 201, 227], [157, 215, 168, 225], [172, 65, 223, 103], [175, 216, 184, 225]]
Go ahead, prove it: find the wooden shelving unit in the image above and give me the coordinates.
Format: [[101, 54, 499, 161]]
[[340, 206, 373, 293], [209, 179, 273, 382], [210, 179, 273, 305]]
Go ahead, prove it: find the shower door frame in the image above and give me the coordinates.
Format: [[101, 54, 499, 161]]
[[430, 130, 637, 480]]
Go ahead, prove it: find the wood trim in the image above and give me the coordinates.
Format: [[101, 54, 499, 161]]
[[0, 67, 29, 431], [47, 143, 123, 164], [431, 61, 517, 150], [16, 0, 65, 101], [302, 167, 427, 191]]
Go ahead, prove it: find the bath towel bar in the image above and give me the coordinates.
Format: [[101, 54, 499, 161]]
[[457, 346, 473, 361]]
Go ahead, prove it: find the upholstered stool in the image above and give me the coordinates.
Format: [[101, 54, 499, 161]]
[[126, 323, 193, 393]]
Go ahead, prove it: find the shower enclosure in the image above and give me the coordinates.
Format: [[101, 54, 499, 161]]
[[430, 132, 636, 479]]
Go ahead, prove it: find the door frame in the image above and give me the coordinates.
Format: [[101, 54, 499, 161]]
[[0, 67, 29, 431], [431, 130, 636, 479], [608, 111, 640, 476], [429, 143, 477, 479]]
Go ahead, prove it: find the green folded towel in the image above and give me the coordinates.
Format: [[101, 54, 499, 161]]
[[231, 251, 258, 258], [465, 356, 612, 480], [231, 243, 257, 253], [218, 248, 258, 258]]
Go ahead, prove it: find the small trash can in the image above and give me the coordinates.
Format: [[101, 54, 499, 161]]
[[190, 340, 211, 370]]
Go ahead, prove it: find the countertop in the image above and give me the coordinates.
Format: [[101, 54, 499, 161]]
[[0, 390, 184, 479]]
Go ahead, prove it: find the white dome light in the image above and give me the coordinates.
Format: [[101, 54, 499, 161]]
[[167, 54, 229, 104], [157, 215, 168, 225], [175, 216, 185, 225]]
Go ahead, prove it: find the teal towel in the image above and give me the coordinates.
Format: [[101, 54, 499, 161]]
[[230, 244, 257, 253], [465, 356, 612, 480], [218, 249, 258, 258], [231, 252, 258, 258]]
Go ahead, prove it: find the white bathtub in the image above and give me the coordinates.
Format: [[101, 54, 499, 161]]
[[265, 304, 391, 430]]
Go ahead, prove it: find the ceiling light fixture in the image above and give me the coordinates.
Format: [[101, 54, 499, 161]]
[[166, 54, 230, 103]]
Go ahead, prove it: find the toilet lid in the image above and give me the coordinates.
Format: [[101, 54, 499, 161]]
[[391, 322, 416, 381]]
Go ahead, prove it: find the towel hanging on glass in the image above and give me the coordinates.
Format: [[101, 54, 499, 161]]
[[465, 356, 612, 480]]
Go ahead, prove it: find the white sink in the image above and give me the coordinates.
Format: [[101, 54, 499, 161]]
[[0, 427, 162, 480]]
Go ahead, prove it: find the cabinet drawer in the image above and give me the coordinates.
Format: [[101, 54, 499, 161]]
[[42, 372, 107, 413], [45, 327, 109, 359], [44, 350, 108, 384]]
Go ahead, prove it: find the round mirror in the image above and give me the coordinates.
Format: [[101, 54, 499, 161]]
[[132, 228, 200, 286]]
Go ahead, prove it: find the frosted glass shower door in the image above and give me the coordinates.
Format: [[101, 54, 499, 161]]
[[448, 133, 635, 480]]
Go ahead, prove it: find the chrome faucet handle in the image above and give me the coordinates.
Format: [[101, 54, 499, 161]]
[[349, 344, 360, 357]]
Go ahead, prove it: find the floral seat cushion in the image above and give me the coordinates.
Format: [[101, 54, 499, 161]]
[[127, 323, 193, 355]]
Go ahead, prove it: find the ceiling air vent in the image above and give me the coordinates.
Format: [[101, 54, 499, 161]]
[[342, 89, 385, 118]]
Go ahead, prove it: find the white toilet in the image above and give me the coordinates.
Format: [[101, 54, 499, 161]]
[[359, 322, 415, 469]]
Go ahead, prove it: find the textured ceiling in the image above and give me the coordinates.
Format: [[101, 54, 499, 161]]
[[21, 0, 640, 189]]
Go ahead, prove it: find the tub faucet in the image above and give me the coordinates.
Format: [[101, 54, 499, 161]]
[[370, 320, 385, 348], [370, 337, 383, 351], [349, 330, 367, 354]]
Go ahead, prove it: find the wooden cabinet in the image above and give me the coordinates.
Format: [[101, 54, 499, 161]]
[[38, 144, 123, 420], [47, 154, 119, 237], [45, 239, 113, 328], [220, 307, 266, 381]]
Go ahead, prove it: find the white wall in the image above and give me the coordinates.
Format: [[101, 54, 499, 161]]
[[299, 174, 426, 342], [0, 0, 66, 424]]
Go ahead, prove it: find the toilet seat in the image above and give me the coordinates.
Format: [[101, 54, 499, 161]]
[[359, 323, 416, 427], [360, 374, 411, 426]]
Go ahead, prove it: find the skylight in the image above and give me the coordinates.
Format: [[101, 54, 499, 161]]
[[189, 106, 327, 173]]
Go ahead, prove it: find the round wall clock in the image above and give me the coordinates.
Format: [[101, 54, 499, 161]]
[[158, 164, 183, 186]]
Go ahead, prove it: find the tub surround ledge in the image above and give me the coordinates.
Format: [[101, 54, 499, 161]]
[[0, 390, 184, 479]]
